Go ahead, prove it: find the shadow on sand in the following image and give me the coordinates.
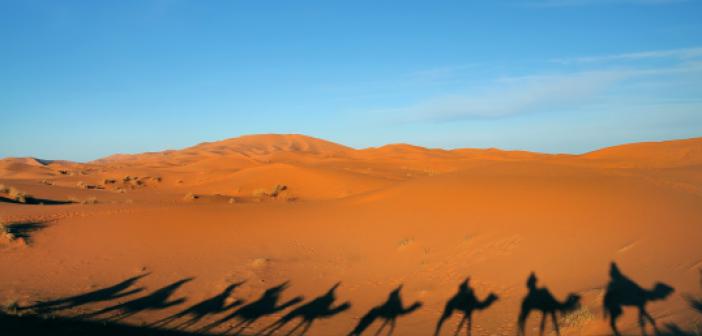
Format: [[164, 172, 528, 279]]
[[260, 282, 351, 336], [0, 312, 216, 336], [347, 284, 420, 336], [2, 221, 50, 244], [604, 262, 675, 336], [517, 272, 580, 336], [80, 278, 194, 322], [0, 196, 74, 205], [21, 273, 149, 314], [434, 278, 497, 336], [199, 281, 304, 335], [151, 281, 245, 331]]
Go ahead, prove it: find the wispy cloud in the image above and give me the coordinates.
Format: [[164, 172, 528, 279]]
[[552, 46, 702, 64], [386, 70, 627, 121], [379, 47, 702, 122]]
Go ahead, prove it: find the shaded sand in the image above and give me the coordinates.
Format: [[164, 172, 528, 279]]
[[1, 134, 702, 335]]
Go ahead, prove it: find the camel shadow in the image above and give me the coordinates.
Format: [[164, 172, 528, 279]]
[[434, 277, 498, 336], [81, 277, 193, 322], [347, 284, 420, 336], [261, 282, 351, 336], [656, 269, 702, 336], [199, 281, 303, 335], [604, 262, 674, 336], [517, 272, 580, 336], [150, 281, 245, 331], [21, 273, 149, 314]]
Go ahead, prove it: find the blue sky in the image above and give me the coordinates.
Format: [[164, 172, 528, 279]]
[[1, 0, 702, 161]]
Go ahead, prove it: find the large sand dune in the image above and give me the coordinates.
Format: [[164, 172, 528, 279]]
[[1, 134, 701, 335]]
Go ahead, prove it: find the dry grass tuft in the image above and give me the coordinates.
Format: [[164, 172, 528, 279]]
[[1, 186, 32, 203]]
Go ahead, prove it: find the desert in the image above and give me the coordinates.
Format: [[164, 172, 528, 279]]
[[2, 134, 701, 335]]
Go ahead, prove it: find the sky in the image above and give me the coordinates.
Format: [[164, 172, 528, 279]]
[[1, 0, 702, 161]]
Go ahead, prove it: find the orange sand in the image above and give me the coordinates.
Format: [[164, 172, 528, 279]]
[[1, 134, 701, 335]]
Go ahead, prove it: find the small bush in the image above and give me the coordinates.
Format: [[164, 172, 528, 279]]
[[81, 197, 98, 205], [252, 188, 267, 197], [252, 185, 288, 198], [184, 193, 199, 201], [7, 187, 30, 203], [77, 181, 101, 190], [269, 184, 287, 197]]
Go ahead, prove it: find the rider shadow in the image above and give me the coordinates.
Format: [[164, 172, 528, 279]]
[[261, 282, 351, 336], [517, 272, 580, 336], [434, 278, 498, 336], [21, 273, 149, 314], [604, 262, 674, 336], [347, 284, 421, 336], [198, 281, 304, 335], [150, 281, 245, 331], [80, 277, 193, 322]]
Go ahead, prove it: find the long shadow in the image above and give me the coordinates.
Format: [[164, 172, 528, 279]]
[[261, 282, 351, 336], [604, 262, 674, 336], [347, 284, 420, 336], [434, 277, 498, 336], [0, 195, 74, 205], [21, 273, 149, 314], [199, 281, 304, 334], [517, 272, 580, 336], [0, 311, 214, 336], [2, 221, 49, 244], [151, 281, 245, 331], [81, 278, 194, 322], [657, 269, 702, 336], [688, 269, 702, 314]]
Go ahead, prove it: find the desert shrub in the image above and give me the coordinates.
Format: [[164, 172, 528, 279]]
[[269, 184, 287, 197], [184, 193, 199, 200], [103, 178, 117, 185], [252, 185, 288, 198], [7, 187, 30, 203], [77, 181, 101, 190], [81, 197, 98, 205]]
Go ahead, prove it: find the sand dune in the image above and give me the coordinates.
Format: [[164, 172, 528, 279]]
[[1, 135, 701, 335]]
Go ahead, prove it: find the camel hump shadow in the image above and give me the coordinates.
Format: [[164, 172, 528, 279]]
[[348, 284, 422, 336], [604, 262, 674, 336], [261, 282, 351, 336], [518, 272, 580, 336], [434, 277, 498, 336], [200, 280, 304, 334]]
